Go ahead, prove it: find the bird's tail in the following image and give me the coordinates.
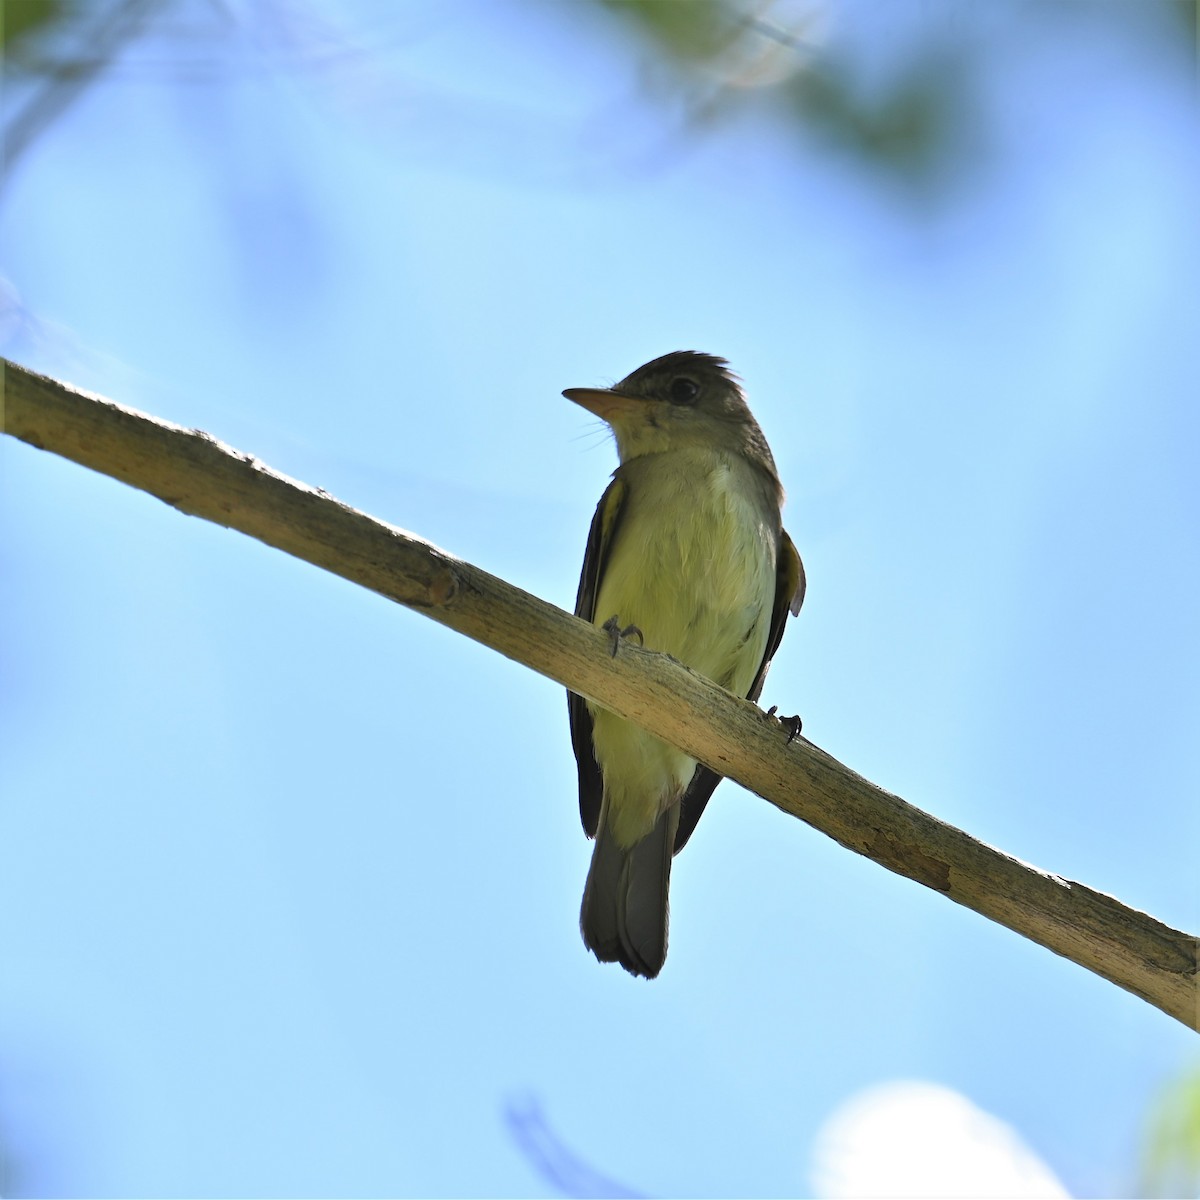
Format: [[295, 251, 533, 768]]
[[580, 805, 679, 979]]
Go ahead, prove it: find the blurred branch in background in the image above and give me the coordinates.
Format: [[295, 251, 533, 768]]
[[503, 1095, 644, 1199], [585, 0, 1197, 204], [2, 0, 159, 175], [593, 0, 980, 201], [5, 0, 1195, 210]]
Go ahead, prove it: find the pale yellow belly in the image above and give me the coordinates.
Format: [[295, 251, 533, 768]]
[[589, 457, 776, 846]]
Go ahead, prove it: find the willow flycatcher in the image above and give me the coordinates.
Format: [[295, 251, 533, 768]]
[[565, 351, 804, 978]]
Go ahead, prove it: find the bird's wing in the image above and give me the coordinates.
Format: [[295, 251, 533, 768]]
[[674, 530, 804, 853], [748, 529, 805, 702], [569, 475, 627, 838]]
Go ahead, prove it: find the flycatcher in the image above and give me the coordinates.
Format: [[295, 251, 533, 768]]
[[564, 351, 804, 978]]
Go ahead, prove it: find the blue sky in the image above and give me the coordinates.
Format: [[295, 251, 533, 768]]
[[2, 1, 1198, 1195]]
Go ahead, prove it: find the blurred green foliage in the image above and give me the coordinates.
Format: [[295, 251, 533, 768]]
[[593, 0, 1194, 200], [596, 0, 982, 198], [602, 0, 734, 60], [1, 0, 66, 52], [2, 0, 158, 176], [6, 0, 1192, 205], [1142, 1063, 1200, 1197], [784, 44, 970, 190]]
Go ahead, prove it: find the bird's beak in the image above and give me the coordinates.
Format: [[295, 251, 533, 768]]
[[563, 386, 639, 422]]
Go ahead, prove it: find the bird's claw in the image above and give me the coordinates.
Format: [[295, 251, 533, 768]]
[[766, 705, 803, 744], [602, 615, 644, 657]]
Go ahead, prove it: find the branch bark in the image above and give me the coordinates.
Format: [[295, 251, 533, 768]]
[[4, 356, 1197, 1031]]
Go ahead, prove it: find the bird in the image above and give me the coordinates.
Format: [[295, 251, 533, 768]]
[[564, 351, 804, 978]]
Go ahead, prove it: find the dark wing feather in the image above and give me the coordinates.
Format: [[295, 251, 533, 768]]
[[747, 529, 805, 704], [673, 530, 805, 852], [569, 476, 627, 837]]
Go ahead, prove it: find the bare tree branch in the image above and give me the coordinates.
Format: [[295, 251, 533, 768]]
[[3, 356, 1196, 1031]]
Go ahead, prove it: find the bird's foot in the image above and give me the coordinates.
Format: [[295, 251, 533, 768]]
[[601, 615, 644, 658], [766, 705, 804, 744]]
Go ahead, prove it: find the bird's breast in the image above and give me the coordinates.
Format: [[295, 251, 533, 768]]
[[594, 452, 777, 696]]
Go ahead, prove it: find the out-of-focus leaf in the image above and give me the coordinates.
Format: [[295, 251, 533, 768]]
[[1, 0, 68, 54], [598, 0, 738, 62], [2, 0, 158, 178], [1166, 0, 1197, 42], [586, 0, 980, 199], [1142, 1064, 1200, 1198], [784, 45, 976, 192]]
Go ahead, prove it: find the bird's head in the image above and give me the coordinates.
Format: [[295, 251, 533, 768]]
[[564, 350, 779, 480]]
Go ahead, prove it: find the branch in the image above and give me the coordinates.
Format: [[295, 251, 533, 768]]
[[3, 357, 1197, 1031]]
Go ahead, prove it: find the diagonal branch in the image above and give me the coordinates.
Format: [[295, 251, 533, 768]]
[[3, 356, 1197, 1031]]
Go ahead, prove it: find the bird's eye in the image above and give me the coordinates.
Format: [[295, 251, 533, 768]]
[[669, 377, 699, 406]]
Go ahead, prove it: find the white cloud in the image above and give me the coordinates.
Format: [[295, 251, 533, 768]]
[[811, 1081, 1070, 1198]]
